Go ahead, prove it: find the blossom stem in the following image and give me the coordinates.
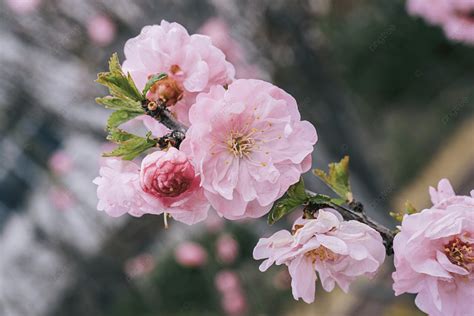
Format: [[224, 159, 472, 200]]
[[305, 191, 396, 255], [142, 100, 187, 134]]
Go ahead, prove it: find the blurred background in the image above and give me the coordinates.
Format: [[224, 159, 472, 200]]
[[0, 0, 473, 315]]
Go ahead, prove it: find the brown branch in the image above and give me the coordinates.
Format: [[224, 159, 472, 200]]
[[142, 100, 187, 134]]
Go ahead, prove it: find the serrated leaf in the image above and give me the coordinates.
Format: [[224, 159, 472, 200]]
[[108, 53, 122, 73], [106, 128, 135, 143], [142, 73, 168, 96], [96, 96, 144, 113], [313, 156, 353, 202], [268, 178, 308, 225], [96, 53, 143, 101], [390, 201, 418, 222], [107, 110, 142, 129], [104, 129, 157, 160]]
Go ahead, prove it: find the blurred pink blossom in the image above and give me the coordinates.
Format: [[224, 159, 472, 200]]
[[49, 187, 74, 211], [5, 0, 41, 15], [216, 234, 239, 264], [87, 14, 117, 47], [181, 79, 317, 220], [215, 270, 240, 293], [205, 211, 225, 232], [254, 210, 385, 303], [221, 290, 247, 316], [407, 0, 474, 45], [124, 253, 155, 279], [48, 150, 73, 175], [215, 270, 247, 315], [199, 17, 264, 79], [175, 241, 208, 267], [392, 179, 474, 316]]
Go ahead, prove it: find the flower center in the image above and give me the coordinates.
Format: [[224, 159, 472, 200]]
[[305, 247, 337, 263], [226, 130, 256, 158], [444, 236, 474, 271]]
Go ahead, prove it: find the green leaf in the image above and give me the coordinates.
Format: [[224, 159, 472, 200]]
[[142, 73, 168, 96], [313, 156, 353, 202], [96, 53, 143, 101], [268, 178, 308, 225], [95, 96, 144, 113], [108, 52, 122, 73], [104, 129, 157, 160], [106, 128, 136, 143], [107, 110, 142, 129], [307, 194, 332, 205], [390, 201, 418, 222]]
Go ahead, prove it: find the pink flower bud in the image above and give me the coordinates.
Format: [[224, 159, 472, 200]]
[[216, 234, 239, 264], [175, 241, 208, 267], [140, 148, 195, 198], [146, 75, 184, 107]]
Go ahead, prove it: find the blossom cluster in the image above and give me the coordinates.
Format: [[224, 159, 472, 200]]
[[93, 20, 474, 315], [407, 0, 474, 45], [94, 20, 317, 224]]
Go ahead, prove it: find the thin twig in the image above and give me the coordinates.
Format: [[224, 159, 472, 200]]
[[142, 100, 187, 134], [305, 190, 395, 255]]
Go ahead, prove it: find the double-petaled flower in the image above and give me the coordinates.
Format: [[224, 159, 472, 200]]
[[253, 210, 386, 303]]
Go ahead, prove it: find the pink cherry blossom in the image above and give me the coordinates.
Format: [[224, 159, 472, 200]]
[[253, 210, 386, 303], [93, 157, 149, 218], [94, 153, 209, 224], [392, 179, 474, 316], [175, 241, 208, 267], [181, 79, 317, 220], [407, 0, 474, 45], [122, 20, 235, 125], [87, 14, 116, 47], [139, 148, 210, 225], [216, 234, 239, 264]]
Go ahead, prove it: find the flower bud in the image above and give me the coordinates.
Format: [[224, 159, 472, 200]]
[[146, 76, 183, 107], [140, 148, 195, 198]]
